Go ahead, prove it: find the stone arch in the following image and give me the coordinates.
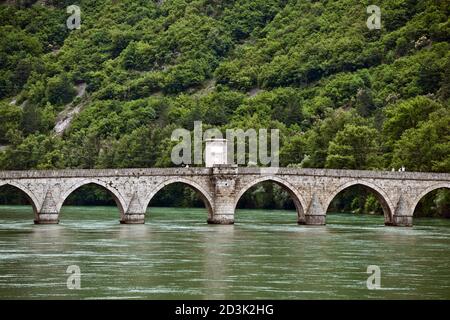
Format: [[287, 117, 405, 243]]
[[0, 181, 40, 219], [234, 176, 306, 221], [57, 179, 127, 218], [144, 178, 214, 218], [411, 183, 450, 215], [324, 180, 394, 224]]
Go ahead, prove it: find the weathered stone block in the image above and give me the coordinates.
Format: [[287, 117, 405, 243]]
[[120, 213, 145, 224], [392, 215, 413, 227], [302, 215, 326, 225], [207, 215, 234, 225], [34, 213, 59, 224]]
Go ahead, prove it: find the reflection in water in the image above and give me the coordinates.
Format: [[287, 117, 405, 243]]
[[202, 225, 235, 299], [0, 206, 449, 299], [118, 224, 151, 240]]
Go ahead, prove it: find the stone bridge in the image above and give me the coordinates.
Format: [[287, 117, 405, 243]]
[[0, 167, 449, 227]]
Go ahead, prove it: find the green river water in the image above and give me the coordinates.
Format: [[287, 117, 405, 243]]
[[0, 206, 449, 299]]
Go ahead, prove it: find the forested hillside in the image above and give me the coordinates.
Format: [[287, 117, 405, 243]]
[[0, 0, 448, 214]]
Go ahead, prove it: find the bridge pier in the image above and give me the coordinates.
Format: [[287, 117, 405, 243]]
[[302, 215, 326, 225], [207, 167, 237, 225], [207, 199, 235, 224], [34, 190, 60, 224], [300, 194, 326, 225], [391, 215, 413, 227], [34, 213, 59, 224], [390, 195, 414, 227], [120, 213, 145, 224], [207, 214, 234, 225]]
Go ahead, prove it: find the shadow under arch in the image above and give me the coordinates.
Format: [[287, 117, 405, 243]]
[[143, 178, 214, 219], [412, 183, 450, 217], [0, 182, 40, 220], [325, 180, 394, 224], [234, 176, 306, 222], [58, 180, 127, 219]]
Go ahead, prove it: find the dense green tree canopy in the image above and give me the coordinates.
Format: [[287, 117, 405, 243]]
[[0, 0, 447, 170], [0, 0, 448, 212]]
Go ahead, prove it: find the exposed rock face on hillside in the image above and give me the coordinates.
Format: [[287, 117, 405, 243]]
[[54, 82, 87, 135]]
